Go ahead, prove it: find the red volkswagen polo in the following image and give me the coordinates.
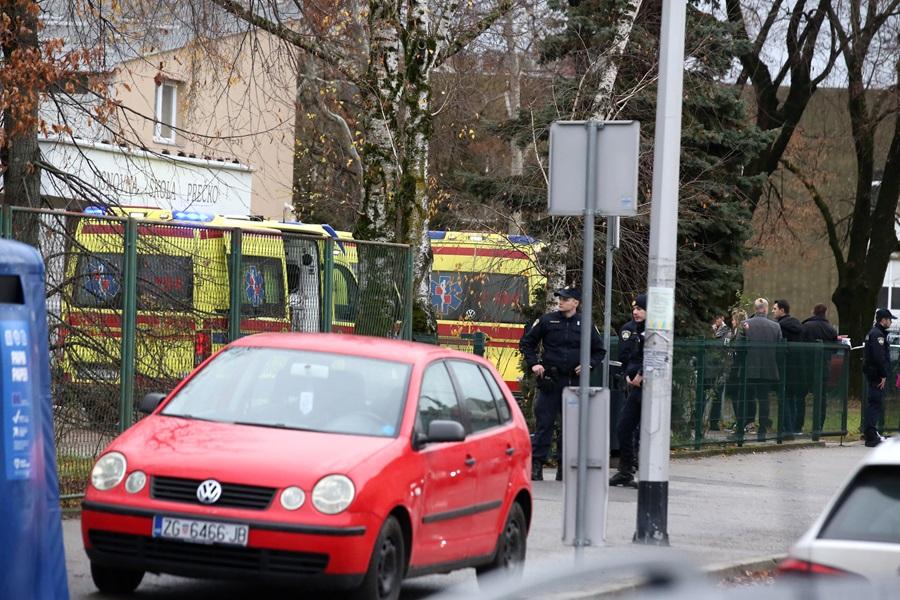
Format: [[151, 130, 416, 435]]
[[81, 333, 532, 599]]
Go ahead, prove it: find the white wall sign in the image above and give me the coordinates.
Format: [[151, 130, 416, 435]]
[[38, 136, 253, 215]]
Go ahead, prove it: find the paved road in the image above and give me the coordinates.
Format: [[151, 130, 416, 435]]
[[64, 442, 869, 599]]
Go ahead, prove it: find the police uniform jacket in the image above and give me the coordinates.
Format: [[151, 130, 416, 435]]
[[520, 310, 605, 376], [619, 319, 645, 379], [864, 323, 891, 382]]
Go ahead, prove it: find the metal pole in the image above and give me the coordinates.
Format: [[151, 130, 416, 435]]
[[603, 216, 618, 388], [575, 120, 599, 555], [636, 0, 686, 546], [321, 238, 334, 332], [403, 247, 414, 340], [229, 229, 243, 342], [118, 217, 138, 433]]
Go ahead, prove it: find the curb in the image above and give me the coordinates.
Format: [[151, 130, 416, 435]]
[[670, 440, 826, 460], [702, 553, 786, 578], [576, 554, 787, 598]]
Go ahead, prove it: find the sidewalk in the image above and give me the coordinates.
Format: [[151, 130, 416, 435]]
[[513, 440, 868, 596], [62, 441, 870, 598]]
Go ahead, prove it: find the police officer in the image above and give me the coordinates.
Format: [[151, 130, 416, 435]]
[[520, 286, 605, 481], [609, 293, 646, 488], [863, 308, 895, 447]]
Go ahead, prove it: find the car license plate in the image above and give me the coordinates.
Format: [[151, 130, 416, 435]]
[[152, 515, 249, 547]]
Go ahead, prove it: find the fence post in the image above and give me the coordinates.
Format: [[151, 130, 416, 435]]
[[403, 247, 413, 340], [693, 342, 705, 450], [736, 342, 748, 447], [776, 341, 786, 444], [228, 229, 243, 342], [0, 205, 11, 239], [321, 238, 334, 332], [812, 343, 824, 441], [118, 217, 138, 433]]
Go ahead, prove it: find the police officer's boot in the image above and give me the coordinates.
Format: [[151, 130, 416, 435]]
[[531, 459, 544, 481], [555, 464, 563, 481], [609, 460, 635, 487]]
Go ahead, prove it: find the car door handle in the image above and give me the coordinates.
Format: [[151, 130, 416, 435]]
[[465, 457, 476, 467], [505, 447, 515, 456]]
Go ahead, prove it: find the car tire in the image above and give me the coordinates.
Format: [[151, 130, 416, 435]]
[[476, 502, 527, 586], [90, 562, 144, 594], [350, 515, 406, 600]]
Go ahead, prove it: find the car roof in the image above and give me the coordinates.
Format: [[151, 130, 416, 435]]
[[859, 438, 900, 465], [230, 332, 484, 365]]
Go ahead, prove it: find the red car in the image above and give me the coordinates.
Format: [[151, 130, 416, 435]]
[[81, 333, 532, 599]]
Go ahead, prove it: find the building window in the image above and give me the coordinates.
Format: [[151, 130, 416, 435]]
[[154, 81, 177, 143]]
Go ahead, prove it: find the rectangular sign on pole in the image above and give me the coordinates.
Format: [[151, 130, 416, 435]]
[[548, 121, 640, 216]]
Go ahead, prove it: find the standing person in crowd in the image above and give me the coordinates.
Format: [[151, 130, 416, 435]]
[[520, 286, 605, 481], [706, 314, 731, 431], [773, 299, 803, 434], [862, 308, 895, 447], [609, 293, 646, 488], [800, 304, 839, 432], [738, 298, 782, 439], [725, 309, 747, 429], [712, 314, 730, 339]]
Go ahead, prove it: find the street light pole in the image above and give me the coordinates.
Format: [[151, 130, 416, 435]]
[[635, 0, 686, 545]]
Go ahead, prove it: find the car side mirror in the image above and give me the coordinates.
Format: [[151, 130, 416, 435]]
[[425, 420, 466, 444], [139, 392, 168, 414]]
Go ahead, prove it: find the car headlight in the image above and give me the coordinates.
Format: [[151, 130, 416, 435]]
[[125, 471, 147, 494], [280, 486, 306, 510], [312, 475, 355, 514], [91, 452, 127, 491]]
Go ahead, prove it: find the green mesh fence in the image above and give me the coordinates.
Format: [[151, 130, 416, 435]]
[[4, 208, 414, 498]]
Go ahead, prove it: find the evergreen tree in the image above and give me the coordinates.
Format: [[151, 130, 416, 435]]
[[452, 0, 770, 335]]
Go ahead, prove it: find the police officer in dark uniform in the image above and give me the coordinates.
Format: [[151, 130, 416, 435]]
[[609, 293, 646, 487], [863, 308, 895, 447], [520, 286, 605, 481]]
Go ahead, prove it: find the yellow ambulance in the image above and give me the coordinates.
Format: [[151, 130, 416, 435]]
[[428, 230, 546, 394], [60, 208, 295, 400]]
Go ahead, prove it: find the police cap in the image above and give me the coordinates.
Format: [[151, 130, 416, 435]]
[[554, 286, 581, 299], [632, 293, 647, 310], [875, 308, 897, 321]]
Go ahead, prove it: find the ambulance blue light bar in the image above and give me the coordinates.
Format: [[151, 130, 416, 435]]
[[172, 210, 215, 222], [83, 206, 107, 215], [507, 234, 536, 244], [428, 231, 446, 239]]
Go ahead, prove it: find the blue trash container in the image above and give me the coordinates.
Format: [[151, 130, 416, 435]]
[[0, 239, 69, 599]]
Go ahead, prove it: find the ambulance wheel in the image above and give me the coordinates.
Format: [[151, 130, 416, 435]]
[[90, 562, 144, 594]]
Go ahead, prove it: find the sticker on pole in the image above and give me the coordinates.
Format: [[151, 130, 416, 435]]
[[1, 320, 33, 480], [647, 287, 674, 331]]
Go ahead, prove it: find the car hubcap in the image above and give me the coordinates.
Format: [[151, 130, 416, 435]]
[[376, 536, 399, 597]]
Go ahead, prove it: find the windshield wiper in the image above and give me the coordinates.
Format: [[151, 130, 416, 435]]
[[163, 413, 218, 422], [231, 421, 314, 432]]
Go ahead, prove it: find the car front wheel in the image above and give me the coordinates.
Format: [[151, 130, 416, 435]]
[[351, 515, 406, 600], [90, 562, 144, 594], [476, 502, 527, 585]]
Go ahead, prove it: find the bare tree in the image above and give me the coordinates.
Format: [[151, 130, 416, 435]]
[[785, 0, 900, 366], [205, 0, 516, 333]]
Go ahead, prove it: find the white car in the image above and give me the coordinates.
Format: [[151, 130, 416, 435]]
[[780, 439, 900, 579]]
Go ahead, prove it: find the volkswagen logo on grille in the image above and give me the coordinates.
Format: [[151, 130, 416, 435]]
[[196, 479, 223, 504]]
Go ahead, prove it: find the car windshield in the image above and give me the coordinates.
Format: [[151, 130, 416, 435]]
[[818, 465, 900, 543], [161, 346, 410, 437]]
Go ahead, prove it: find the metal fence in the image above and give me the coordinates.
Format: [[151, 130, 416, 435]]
[[415, 333, 853, 449], [1, 206, 413, 498]]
